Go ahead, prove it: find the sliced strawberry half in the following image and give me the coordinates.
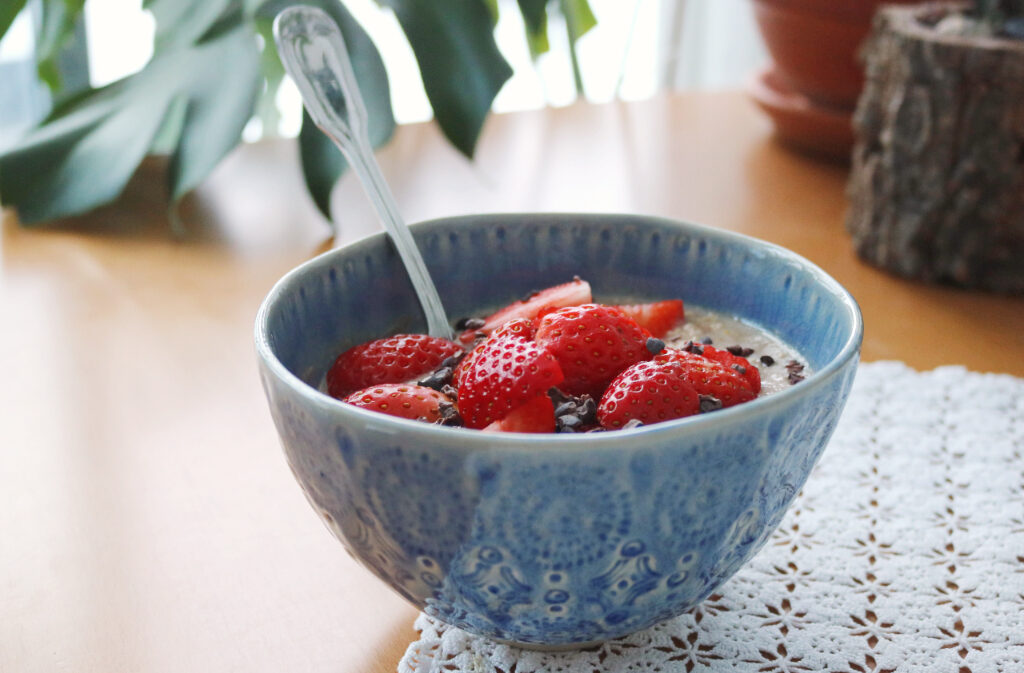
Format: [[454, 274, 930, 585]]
[[613, 299, 685, 339], [654, 347, 757, 407], [457, 331, 564, 429], [342, 384, 450, 422], [482, 395, 555, 433], [597, 359, 701, 429], [700, 343, 761, 394], [327, 334, 464, 398], [457, 278, 592, 343]]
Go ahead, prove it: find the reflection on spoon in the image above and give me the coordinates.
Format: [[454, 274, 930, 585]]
[[273, 5, 453, 340]]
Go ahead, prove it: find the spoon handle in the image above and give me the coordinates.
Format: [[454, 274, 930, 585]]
[[273, 6, 453, 340]]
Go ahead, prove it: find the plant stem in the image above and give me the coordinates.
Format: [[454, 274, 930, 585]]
[[559, 0, 586, 98]]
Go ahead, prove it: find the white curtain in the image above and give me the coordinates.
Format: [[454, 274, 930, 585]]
[[659, 0, 769, 91]]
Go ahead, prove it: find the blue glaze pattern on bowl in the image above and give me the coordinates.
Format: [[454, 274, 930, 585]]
[[255, 213, 862, 646]]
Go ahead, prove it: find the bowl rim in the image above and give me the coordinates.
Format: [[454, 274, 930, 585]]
[[254, 212, 863, 453]]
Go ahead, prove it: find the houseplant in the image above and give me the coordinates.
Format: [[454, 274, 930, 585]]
[[0, 0, 596, 229], [845, 0, 1024, 293]]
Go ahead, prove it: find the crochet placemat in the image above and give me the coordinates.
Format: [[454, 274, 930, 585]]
[[398, 362, 1024, 673]]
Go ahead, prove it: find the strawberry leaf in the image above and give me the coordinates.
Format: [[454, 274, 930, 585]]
[[379, 0, 512, 158]]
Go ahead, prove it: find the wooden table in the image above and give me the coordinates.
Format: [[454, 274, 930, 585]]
[[2, 91, 1021, 673]]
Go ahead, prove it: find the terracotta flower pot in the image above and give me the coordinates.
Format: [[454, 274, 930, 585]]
[[752, 0, 924, 109]]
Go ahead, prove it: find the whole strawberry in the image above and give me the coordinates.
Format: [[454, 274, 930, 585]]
[[534, 304, 651, 399], [326, 334, 464, 399], [597, 359, 701, 429], [452, 318, 535, 389], [457, 330, 564, 429], [654, 347, 757, 407], [343, 384, 451, 422]]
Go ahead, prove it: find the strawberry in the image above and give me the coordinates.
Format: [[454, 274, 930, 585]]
[[342, 384, 450, 422], [597, 359, 701, 429], [482, 395, 555, 433], [326, 334, 464, 399], [613, 299, 684, 338], [534, 304, 651, 399], [654, 347, 757, 407], [457, 278, 592, 343], [700, 343, 761, 394], [457, 331, 564, 429], [452, 318, 535, 389]]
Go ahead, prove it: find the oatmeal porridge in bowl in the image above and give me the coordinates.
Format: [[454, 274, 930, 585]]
[[255, 213, 862, 647]]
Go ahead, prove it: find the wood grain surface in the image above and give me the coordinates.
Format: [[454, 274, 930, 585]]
[[2, 91, 1021, 673]]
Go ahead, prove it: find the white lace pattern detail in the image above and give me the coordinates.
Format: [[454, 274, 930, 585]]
[[398, 363, 1024, 673]]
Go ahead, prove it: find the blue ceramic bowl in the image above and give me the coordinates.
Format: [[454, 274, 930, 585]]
[[255, 213, 862, 647]]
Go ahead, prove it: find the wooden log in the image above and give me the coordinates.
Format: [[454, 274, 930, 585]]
[[846, 2, 1024, 294]]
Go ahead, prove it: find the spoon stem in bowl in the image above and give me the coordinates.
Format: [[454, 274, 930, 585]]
[[273, 6, 453, 340]]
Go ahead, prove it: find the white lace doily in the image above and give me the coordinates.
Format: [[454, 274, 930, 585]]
[[398, 362, 1024, 673]]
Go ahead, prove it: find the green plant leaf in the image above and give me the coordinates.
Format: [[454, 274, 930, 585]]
[[379, 0, 512, 158], [35, 0, 86, 90], [561, 0, 596, 38], [254, 16, 286, 135], [483, 0, 499, 26], [145, 0, 236, 48], [517, 0, 550, 57], [298, 109, 345, 221], [559, 0, 595, 96], [0, 21, 261, 225], [0, 0, 29, 43], [257, 0, 396, 222], [167, 24, 262, 202]]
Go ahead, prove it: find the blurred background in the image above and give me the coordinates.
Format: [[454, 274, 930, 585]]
[[0, 0, 767, 147]]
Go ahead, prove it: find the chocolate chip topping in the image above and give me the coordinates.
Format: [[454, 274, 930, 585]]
[[549, 388, 598, 433], [732, 364, 747, 376], [441, 354, 465, 368], [549, 387, 573, 406], [556, 415, 583, 432], [554, 401, 576, 417], [645, 337, 665, 356], [454, 317, 485, 331], [727, 345, 754, 358], [760, 355, 775, 367], [578, 397, 598, 426], [701, 337, 713, 345], [418, 367, 453, 391], [699, 395, 723, 413], [436, 401, 463, 426], [786, 359, 806, 384], [683, 340, 704, 355], [418, 352, 467, 391]]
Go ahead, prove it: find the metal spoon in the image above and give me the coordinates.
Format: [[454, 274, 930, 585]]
[[273, 6, 453, 340]]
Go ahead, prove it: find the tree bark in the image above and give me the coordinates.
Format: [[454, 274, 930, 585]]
[[846, 3, 1024, 293]]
